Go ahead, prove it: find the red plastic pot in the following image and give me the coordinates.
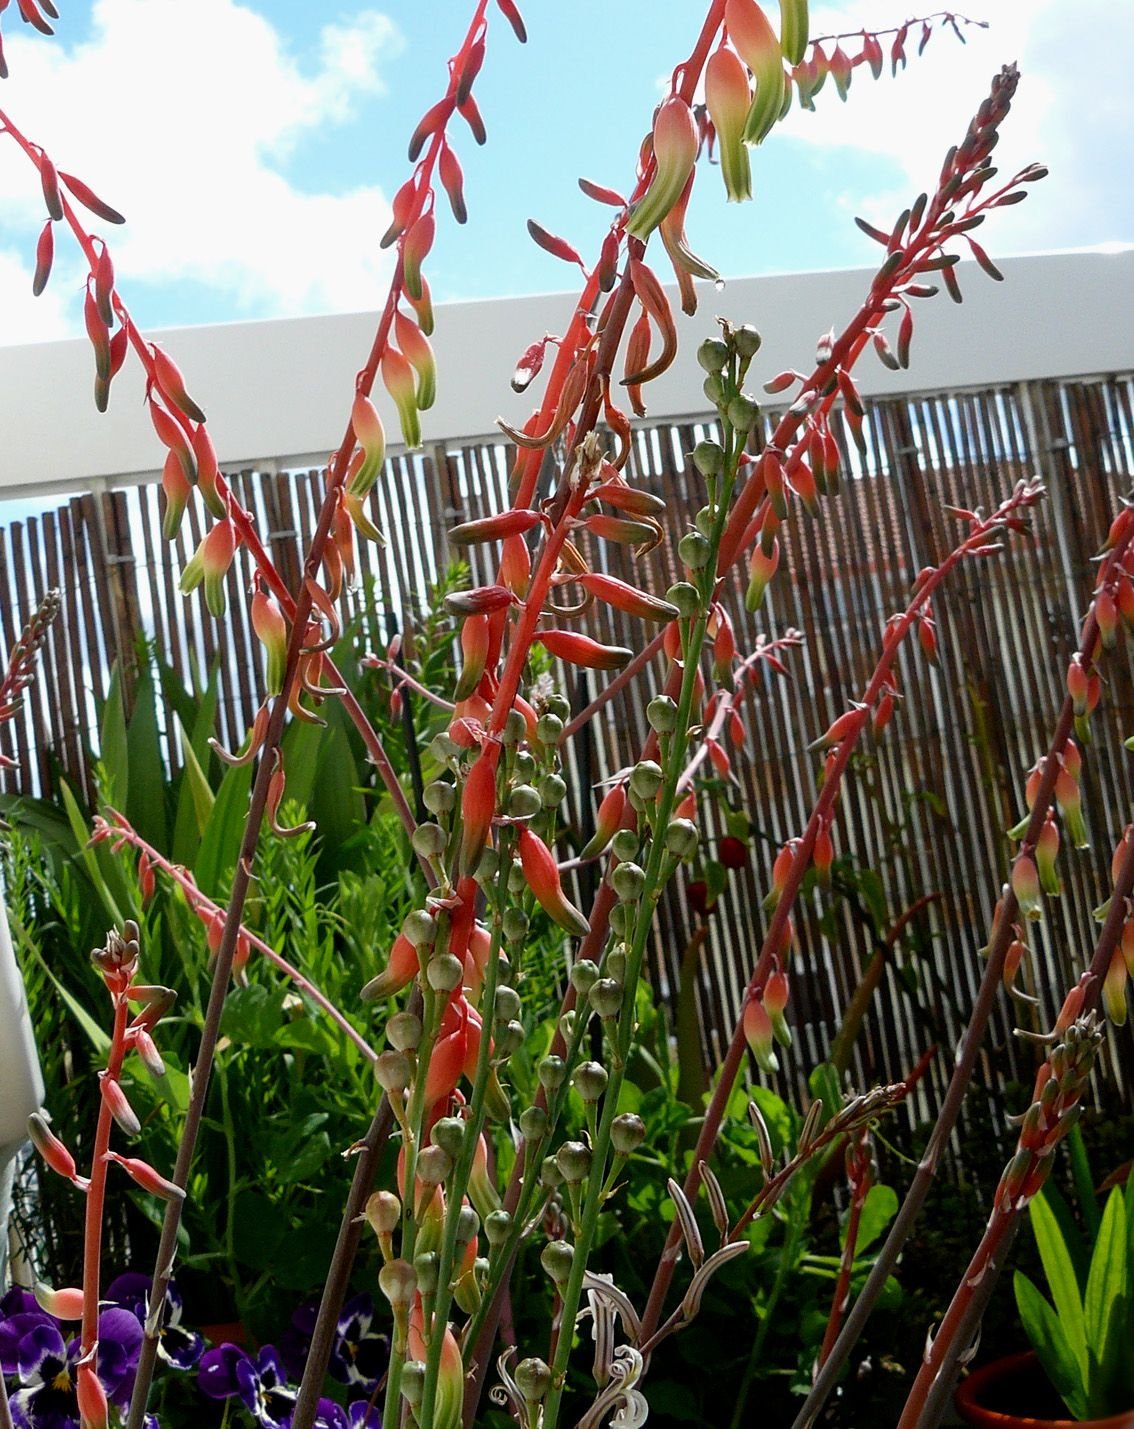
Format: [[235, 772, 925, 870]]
[[955, 1352, 1134, 1428]]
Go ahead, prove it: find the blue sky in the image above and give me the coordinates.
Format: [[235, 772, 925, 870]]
[[0, 0, 1130, 344]]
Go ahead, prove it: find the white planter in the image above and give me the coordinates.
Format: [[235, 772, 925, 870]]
[[0, 891, 44, 1284]]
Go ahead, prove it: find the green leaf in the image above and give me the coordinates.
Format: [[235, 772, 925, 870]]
[[124, 660, 169, 850], [807, 1062, 843, 1133], [1084, 1189, 1127, 1363], [1029, 1188, 1089, 1380], [59, 780, 127, 927], [194, 758, 252, 897], [99, 664, 129, 810], [850, 1183, 898, 1253], [1014, 1271, 1089, 1420], [170, 716, 216, 866], [12, 919, 110, 1055]]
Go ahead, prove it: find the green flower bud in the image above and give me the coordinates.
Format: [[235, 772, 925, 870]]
[[403, 909, 437, 948], [484, 1208, 513, 1247], [474, 847, 499, 885], [519, 1106, 548, 1141], [387, 1011, 423, 1051], [427, 952, 465, 993], [544, 692, 572, 722], [503, 907, 530, 942], [629, 760, 664, 800], [570, 959, 600, 994], [378, 1258, 417, 1307], [455, 1203, 480, 1246], [539, 773, 568, 808], [573, 1060, 608, 1103], [605, 947, 627, 982], [430, 1116, 465, 1158], [495, 1020, 525, 1058], [589, 978, 624, 1019], [416, 1145, 453, 1186], [695, 504, 716, 537], [540, 1156, 565, 1189], [609, 903, 629, 936], [515, 1356, 553, 1404], [541, 1239, 574, 1285], [513, 750, 537, 782], [413, 1251, 440, 1294], [428, 733, 461, 764], [538, 1055, 567, 1091], [411, 821, 447, 859], [678, 531, 712, 569], [611, 1112, 647, 1155], [703, 372, 726, 406], [555, 1140, 592, 1182], [733, 324, 762, 358], [507, 784, 542, 818], [667, 581, 701, 616], [535, 713, 564, 745], [647, 695, 678, 734], [401, 1362, 427, 1406], [507, 859, 527, 895], [612, 862, 646, 902], [375, 1050, 413, 1092], [727, 392, 759, 434], [423, 779, 456, 815], [364, 1189, 401, 1236], [494, 985, 522, 1023], [693, 441, 725, 476], [665, 818, 699, 859], [611, 829, 640, 863], [696, 338, 730, 373], [501, 708, 528, 745]]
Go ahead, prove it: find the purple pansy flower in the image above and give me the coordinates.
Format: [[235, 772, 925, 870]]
[[329, 1295, 388, 1390], [346, 1400, 382, 1427], [198, 1342, 298, 1428], [104, 1272, 204, 1372]]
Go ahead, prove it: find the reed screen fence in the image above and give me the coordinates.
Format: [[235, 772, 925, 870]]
[[2, 373, 1133, 1157]]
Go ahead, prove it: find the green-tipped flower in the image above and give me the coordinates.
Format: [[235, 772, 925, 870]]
[[706, 47, 753, 201], [348, 390, 386, 496], [160, 450, 192, 541], [251, 587, 288, 695], [626, 95, 698, 241], [778, 0, 809, 65], [180, 519, 237, 618], [381, 347, 421, 449], [726, 0, 787, 145], [395, 309, 437, 411]]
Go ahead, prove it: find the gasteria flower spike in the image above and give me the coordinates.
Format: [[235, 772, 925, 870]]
[[725, 0, 787, 145], [518, 826, 590, 936], [381, 347, 422, 449], [626, 95, 698, 241], [706, 47, 753, 202], [349, 391, 387, 496]]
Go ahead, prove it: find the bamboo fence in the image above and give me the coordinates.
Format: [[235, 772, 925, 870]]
[[2, 373, 1133, 1143]]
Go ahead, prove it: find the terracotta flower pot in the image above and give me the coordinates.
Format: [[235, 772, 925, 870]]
[[956, 1352, 1134, 1428]]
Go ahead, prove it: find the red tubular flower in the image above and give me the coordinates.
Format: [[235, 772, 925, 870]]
[[626, 95, 698, 241], [461, 746, 499, 874], [407, 273, 434, 336], [83, 280, 110, 383], [149, 399, 196, 484], [252, 588, 289, 695], [762, 839, 797, 912], [160, 450, 192, 541], [536, 629, 633, 670], [778, 0, 809, 65], [438, 140, 467, 224], [191, 424, 225, 518], [1103, 945, 1128, 1026], [394, 309, 437, 410], [576, 572, 679, 622], [180, 518, 237, 619], [454, 612, 491, 701], [380, 176, 417, 249], [726, 0, 787, 145], [448, 509, 541, 545], [33, 1284, 84, 1320], [360, 931, 421, 1001], [381, 347, 422, 449], [1011, 852, 1042, 921], [706, 46, 753, 202], [27, 1113, 82, 1183], [105, 1151, 186, 1202], [77, 1361, 109, 1429], [349, 391, 387, 496], [743, 993, 778, 1073], [518, 826, 590, 936], [500, 533, 532, 597], [580, 782, 627, 859], [32, 219, 53, 297], [401, 211, 435, 301], [100, 1073, 141, 1138], [151, 343, 205, 424], [764, 963, 792, 1046], [1036, 814, 1061, 896]]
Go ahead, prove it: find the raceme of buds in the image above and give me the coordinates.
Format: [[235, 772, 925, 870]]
[[743, 992, 778, 1074], [626, 95, 698, 241], [725, 0, 786, 145], [518, 826, 590, 936], [382, 346, 422, 449], [705, 46, 753, 202]]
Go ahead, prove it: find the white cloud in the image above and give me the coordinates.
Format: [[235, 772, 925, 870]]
[[0, 0, 403, 343], [0, 246, 78, 344]]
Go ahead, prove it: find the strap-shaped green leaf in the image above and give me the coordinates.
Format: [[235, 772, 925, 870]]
[[1084, 1190, 1127, 1362], [1029, 1190, 1088, 1380], [1014, 1271, 1089, 1421]]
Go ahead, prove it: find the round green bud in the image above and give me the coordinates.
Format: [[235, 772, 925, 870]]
[[703, 372, 726, 406], [426, 952, 464, 993], [726, 392, 759, 435], [692, 440, 725, 477], [428, 733, 461, 764], [611, 829, 639, 863], [455, 1204, 480, 1246], [612, 862, 646, 902], [484, 1209, 513, 1247], [413, 1251, 440, 1294], [695, 504, 716, 537], [539, 773, 568, 808], [494, 985, 522, 1024], [507, 784, 542, 818], [374, 1050, 413, 1093], [558, 1009, 576, 1043], [495, 1019, 525, 1058], [589, 978, 624, 1019], [513, 750, 537, 782], [605, 947, 627, 982], [423, 780, 456, 815], [519, 1106, 548, 1141], [556, 1140, 592, 1182], [537, 1055, 567, 1091], [386, 1011, 423, 1051], [507, 859, 527, 895], [608, 903, 629, 936], [540, 1239, 574, 1284], [573, 1061, 608, 1103], [402, 909, 436, 948], [544, 692, 572, 722], [416, 1145, 453, 1186], [501, 708, 528, 746], [401, 1362, 427, 1407], [502, 907, 529, 943], [535, 713, 564, 745], [733, 324, 762, 359], [629, 760, 664, 800], [474, 847, 499, 885], [430, 1116, 465, 1158], [364, 1189, 401, 1236], [678, 531, 712, 569], [696, 338, 730, 374], [378, 1258, 417, 1307], [570, 959, 600, 994], [647, 695, 678, 734], [611, 1112, 647, 1155], [665, 818, 699, 859], [539, 1156, 565, 1189], [666, 581, 701, 617], [515, 1356, 552, 1404], [405, 823, 442, 851]]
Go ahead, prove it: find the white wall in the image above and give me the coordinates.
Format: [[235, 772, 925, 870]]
[[0, 250, 1131, 501]]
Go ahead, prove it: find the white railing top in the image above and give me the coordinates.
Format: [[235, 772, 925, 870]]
[[0, 249, 1131, 500]]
